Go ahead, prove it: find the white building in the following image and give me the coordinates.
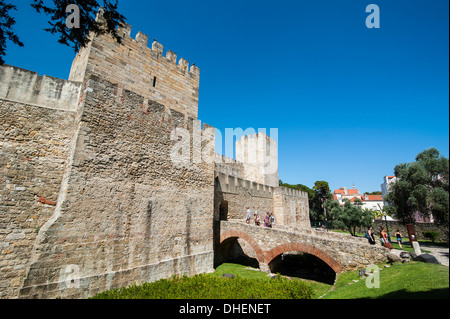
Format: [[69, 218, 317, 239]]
[[361, 193, 384, 211], [333, 185, 389, 217], [381, 175, 396, 205]]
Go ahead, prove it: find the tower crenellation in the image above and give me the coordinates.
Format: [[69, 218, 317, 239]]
[[235, 131, 279, 188], [69, 13, 200, 118], [114, 23, 199, 78]]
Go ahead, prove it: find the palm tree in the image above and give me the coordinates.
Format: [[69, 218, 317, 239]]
[[376, 203, 391, 243]]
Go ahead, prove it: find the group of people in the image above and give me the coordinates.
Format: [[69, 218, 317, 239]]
[[366, 226, 403, 248], [246, 207, 275, 228]]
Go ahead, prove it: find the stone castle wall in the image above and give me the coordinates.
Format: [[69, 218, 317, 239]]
[[0, 22, 214, 297], [1, 13, 311, 299], [273, 187, 310, 229], [214, 172, 274, 222], [214, 154, 244, 178], [214, 172, 309, 229], [0, 65, 81, 112], [0, 100, 77, 298], [371, 220, 449, 243], [0, 65, 79, 298], [17, 75, 215, 298]]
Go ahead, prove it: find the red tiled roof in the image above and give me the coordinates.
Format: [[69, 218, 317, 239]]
[[350, 197, 359, 203], [347, 189, 359, 195], [365, 195, 383, 201], [334, 189, 345, 194]]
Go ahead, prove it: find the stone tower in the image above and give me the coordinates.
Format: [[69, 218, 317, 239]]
[[235, 131, 278, 187], [69, 9, 200, 119]]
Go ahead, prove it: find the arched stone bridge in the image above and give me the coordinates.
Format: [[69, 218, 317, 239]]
[[218, 220, 389, 273]]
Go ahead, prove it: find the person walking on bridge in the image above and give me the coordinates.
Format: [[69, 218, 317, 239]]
[[267, 213, 273, 228], [254, 212, 260, 226], [246, 207, 251, 224], [264, 212, 270, 227]]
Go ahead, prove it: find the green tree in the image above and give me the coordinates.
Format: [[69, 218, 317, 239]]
[[278, 180, 333, 222], [332, 198, 373, 236], [0, 0, 126, 64], [385, 147, 449, 225], [323, 198, 341, 228], [373, 203, 389, 220], [0, 1, 24, 64], [311, 181, 333, 221], [365, 191, 382, 195], [279, 180, 315, 199]]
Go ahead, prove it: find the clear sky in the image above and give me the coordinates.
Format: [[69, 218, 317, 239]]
[[4, 0, 449, 194]]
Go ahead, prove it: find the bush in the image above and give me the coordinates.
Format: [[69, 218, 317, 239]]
[[423, 231, 440, 243], [91, 273, 315, 299]]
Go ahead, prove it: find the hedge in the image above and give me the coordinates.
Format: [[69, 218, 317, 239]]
[[91, 273, 315, 299]]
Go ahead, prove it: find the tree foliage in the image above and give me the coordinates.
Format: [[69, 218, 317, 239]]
[[279, 180, 333, 221], [385, 148, 449, 225], [311, 181, 333, 221], [0, 0, 126, 64], [365, 191, 382, 195], [279, 180, 315, 200], [0, 1, 24, 64], [326, 198, 373, 236]]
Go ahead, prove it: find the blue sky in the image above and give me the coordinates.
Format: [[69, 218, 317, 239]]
[[4, 0, 449, 194]]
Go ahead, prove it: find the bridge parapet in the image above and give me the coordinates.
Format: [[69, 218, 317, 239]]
[[219, 220, 389, 273]]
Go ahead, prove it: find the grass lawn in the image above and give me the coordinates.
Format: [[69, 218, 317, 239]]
[[90, 261, 448, 299], [214, 263, 332, 298], [215, 262, 449, 299], [213, 262, 270, 280], [322, 261, 449, 299]]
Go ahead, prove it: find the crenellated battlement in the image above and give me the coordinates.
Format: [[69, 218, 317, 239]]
[[95, 8, 199, 79], [69, 11, 201, 119], [0, 64, 81, 112], [113, 21, 200, 77], [237, 131, 276, 144], [277, 186, 309, 199], [215, 172, 275, 199], [235, 131, 278, 188]]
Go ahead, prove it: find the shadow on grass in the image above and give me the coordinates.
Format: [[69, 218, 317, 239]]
[[374, 288, 449, 299], [227, 255, 260, 268]]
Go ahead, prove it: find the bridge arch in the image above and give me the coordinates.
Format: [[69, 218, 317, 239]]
[[219, 229, 343, 274], [219, 230, 266, 266], [265, 243, 343, 273]]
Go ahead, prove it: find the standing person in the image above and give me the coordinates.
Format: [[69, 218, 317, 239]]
[[269, 213, 274, 228], [254, 212, 260, 226], [246, 207, 251, 224], [267, 213, 272, 228], [366, 226, 376, 245], [379, 226, 385, 243], [380, 226, 388, 245], [395, 229, 403, 249], [381, 226, 393, 249], [264, 212, 269, 227]]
